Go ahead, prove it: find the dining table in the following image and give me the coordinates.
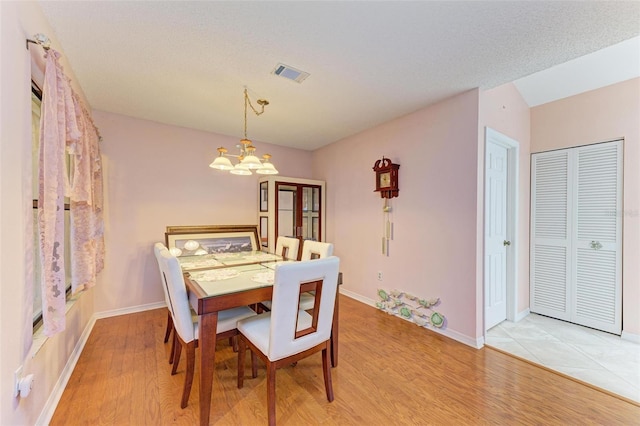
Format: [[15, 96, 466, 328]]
[[179, 250, 341, 426]]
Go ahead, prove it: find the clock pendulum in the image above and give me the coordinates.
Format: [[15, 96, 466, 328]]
[[382, 198, 393, 256]]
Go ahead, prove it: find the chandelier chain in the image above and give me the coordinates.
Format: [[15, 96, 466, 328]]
[[243, 88, 267, 139]]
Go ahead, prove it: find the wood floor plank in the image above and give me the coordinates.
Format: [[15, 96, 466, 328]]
[[112, 314, 135, 424], [51, 295, 640, 425]]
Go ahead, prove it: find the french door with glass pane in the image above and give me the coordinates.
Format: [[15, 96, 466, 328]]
[[258, 176, 325, 259]]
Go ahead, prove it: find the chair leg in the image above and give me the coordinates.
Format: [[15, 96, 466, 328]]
[[172, 335, 182, 375], [169, 329, 177, 364], [257, 302, 271, 313], [267, 362, 277, 426], [164, 310, 173, 343], [322, 343, 334, 402], [251, 349, 258, 378], [181, 341, 196, 409], [237, 336, 246, 389]]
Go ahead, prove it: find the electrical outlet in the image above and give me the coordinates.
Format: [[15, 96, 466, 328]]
[[377, 271, 383, 281], [13, 365, 23, 397]]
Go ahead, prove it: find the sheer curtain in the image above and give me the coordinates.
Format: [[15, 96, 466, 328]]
[[68, 93, 104, 293], [38, 49, 104, 337]]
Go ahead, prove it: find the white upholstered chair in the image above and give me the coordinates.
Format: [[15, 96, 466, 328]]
[[300, 240, 333, 260], [262, 240, 334, 312], [298, 241, 334, 310], [154, 242, 176, 363], [274, 236, 300, 261], [237, 256, 340, 426], [155, 243, 257, 408], [259, 236, 301, 312]]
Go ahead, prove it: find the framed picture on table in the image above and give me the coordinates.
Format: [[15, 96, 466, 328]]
[[165, 225, 260, 256]]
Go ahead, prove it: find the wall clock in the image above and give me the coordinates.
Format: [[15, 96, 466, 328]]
[[373, 157, 400, 199]]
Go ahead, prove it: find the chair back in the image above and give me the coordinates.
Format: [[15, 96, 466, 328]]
[[157, 246, 196, 343], [275, 236, 300, 260], [154, 242, 175, 318], [300, 240, 333, 261], [268, 256, 340, 361]]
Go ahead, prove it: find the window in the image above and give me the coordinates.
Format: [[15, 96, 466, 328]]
[[31, 81, 72, 332]]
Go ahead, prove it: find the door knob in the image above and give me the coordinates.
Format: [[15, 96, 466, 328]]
[[503, 240, 511, 246]]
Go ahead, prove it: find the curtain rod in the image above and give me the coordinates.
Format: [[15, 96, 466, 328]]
[[26, 33, 51, 51], [25, 33, 104, 143]]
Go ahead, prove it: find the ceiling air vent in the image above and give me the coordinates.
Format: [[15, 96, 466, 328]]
[[272, 63, 310, 83]]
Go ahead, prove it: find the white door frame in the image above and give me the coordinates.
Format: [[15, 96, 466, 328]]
[[484, 127, 519, 329]]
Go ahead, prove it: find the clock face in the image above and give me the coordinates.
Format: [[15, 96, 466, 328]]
[[373, 158, 399, 198], [379, 172, 391, 188]]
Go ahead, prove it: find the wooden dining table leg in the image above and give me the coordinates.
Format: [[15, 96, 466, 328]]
[[199, 311, 218, 426], [330, 292, 339, 367]]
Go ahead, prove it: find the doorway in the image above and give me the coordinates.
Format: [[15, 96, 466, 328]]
[[276, 182, 322, 259], [484, 127, 519, 331]]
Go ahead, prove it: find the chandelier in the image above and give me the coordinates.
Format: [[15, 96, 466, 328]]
[[209, 88, 279, 175]]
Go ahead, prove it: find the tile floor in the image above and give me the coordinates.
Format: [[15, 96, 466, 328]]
[[486, 313, 640, 403]]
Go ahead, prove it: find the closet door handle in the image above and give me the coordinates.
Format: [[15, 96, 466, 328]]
[[590, 241, 603, 250]]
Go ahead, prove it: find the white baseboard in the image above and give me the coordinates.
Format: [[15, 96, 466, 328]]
[[36, 301, 167, 425], [339, 287, 377, 306], [94, 301, 166, 320], [431, 324, 484, 348], [339, 289, 483, 349], [621, 331, 640, 344], [36, 315, 97, 426], [514, 308, 530, 323]]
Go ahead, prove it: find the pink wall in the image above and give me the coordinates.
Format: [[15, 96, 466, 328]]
[[531, 78, 640, 336], [313, 89, 482, 344], [93, 110, 313, 313], [479, 83, 532, 319]]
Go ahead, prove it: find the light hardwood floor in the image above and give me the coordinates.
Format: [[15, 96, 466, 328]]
[[51, 295, 640, 425]]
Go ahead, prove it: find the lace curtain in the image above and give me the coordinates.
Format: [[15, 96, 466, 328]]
[[38, 50, 104, 336]]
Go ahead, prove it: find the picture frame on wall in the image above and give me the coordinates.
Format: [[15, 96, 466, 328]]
[[260, 181, 268, 212], [260, 216, 268, 248]]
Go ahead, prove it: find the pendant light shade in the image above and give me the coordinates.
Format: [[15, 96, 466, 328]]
[[230, 162, 252, 175], [256, 154, 279, 175], [241, 154, 262, 170], [209, 148, 234, 170]]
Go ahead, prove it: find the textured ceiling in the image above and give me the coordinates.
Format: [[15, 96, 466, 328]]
[[38, 1, 640, 151]]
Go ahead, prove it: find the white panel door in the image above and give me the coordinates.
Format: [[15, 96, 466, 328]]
[[572, 141, 622, 334], [530, 150, 571, 320], [531, 140, 622, 334], [485, 141, 508, 329]]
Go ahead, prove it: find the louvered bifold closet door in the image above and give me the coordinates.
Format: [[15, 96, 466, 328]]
[[572, 141, 622, 334], [530, 150, 571, 320]]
